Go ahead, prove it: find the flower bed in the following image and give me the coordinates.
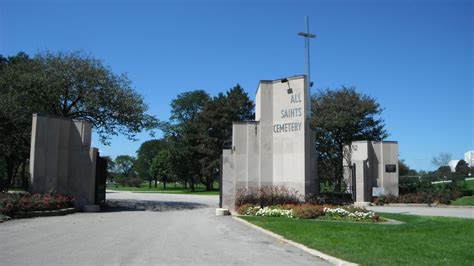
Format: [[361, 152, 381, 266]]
[[237, 204, 381, 222], [0, 193, 74, 218]]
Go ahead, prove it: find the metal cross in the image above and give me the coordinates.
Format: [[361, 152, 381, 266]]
[[297, 16, 316, 116]]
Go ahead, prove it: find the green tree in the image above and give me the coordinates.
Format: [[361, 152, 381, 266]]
[[135, 139, 166, 188], [162, 86, 254, 191], [149, 150, 171, 189], [311, 87, 388, 191], [433, 166, 452, 179], [399, 159, 418, 176], [198, 84, 254, 190], [455, 160, 470, 177], [0, 51, 157, 191], [0, 53, 47, 191], [164, 90, 210, 191], [114, 155, 138, 186], [102, 156, 116, 181]]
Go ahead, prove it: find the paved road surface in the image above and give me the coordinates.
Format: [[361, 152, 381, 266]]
[[0, 191, 330, 265], [367, 205, 474, 219]]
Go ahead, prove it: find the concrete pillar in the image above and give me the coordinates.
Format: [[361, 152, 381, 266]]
[[29, 114, 99, 209]]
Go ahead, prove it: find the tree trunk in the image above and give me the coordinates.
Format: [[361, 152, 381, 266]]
[[148, 178, 152, 189], [154, 178, 158, 188], [206, 177, 213, 191], [3, 156, 17, 192], [163, 178, 167, 190], [20, 160, 28, 190]]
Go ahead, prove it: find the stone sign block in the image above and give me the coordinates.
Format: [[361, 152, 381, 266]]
[[29, 114, 102, 209], [221, 75, 317, 211]]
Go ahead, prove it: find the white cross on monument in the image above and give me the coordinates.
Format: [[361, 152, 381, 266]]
[[297, 16, 316, 116]]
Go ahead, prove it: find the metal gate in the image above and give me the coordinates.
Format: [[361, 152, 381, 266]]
[[95, 155, 107, 204], [351, 163, 356, 201]]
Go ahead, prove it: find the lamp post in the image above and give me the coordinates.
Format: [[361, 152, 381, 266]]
[[298, 16, 316, 117]]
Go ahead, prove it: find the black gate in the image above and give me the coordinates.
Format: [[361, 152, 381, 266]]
[[351, 163, 356, 201], [95, 155, 107, 204]]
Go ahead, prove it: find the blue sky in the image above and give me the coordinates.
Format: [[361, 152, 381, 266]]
[[1, 0, 472, 171]]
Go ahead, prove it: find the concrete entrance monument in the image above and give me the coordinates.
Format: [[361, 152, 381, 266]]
[[343, 140, 399, 206], [221, 75, 317, 211], [29, 114, 105, 210]]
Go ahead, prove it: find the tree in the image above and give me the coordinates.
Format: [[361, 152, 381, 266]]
[[311, 87, 388, 191], [149, 150, 171, 189], [399, 159, 418, 176], [455, 160, 470, 177], [431, 152, 452, 168], [163, 90, 210, 191], [399, 160, 410, 176], [114, 155, 138, 186], [102, 156, 116, 181], [135, 139, 166, 188], [0, 53, 46, 191], [433, 166, 452, 179], [161, 85, 254, 191], [198, 84, 254, 190], [0, 51, 157, 191]]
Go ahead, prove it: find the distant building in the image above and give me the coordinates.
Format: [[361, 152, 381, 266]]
[[448, 160, 460, 172], [465, 150, 474, 167]]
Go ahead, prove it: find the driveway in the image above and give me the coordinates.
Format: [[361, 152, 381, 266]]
[[0, 191, 330, 265], [367, 205, 474, 219]]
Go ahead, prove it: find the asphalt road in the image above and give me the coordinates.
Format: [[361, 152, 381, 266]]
[[0, 191, 330, 265]]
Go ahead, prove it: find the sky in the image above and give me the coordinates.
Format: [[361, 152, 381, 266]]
[[1, 0, 472, 171]]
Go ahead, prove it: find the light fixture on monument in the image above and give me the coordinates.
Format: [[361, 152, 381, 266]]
[[280, 78, 293, 94]]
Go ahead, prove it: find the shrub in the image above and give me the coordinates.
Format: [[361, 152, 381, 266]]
[[305, 192, 353, 205], [0, 193, 74, 216], [292, 204, 324, 219], [459, 189, 473, 197], [378, 191, 463, 205], [235, 186, 301, 207]]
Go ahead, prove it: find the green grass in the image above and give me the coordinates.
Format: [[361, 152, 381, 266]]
[[241, 213, 474, 266], [107, 183, 219, 195], [465, 179, 474, 190], [451, 196, 474, 206]]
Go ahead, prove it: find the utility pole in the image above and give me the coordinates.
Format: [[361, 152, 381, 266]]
[[298, 16, 316, 117]]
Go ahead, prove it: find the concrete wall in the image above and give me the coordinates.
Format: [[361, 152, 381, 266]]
[[222, 76, 317, 211], [343, 140, 399, 203], [465, 150, 474, 167], [29, 114, 99, 208], [270, 77, 307, 195], [372, 141, 399, 196], [222, 150, 235, 210]]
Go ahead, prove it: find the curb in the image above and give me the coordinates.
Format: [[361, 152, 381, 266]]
[[232, 216, 357, 266], [13, 208, 77, 219], [374, 204, 474, 208]]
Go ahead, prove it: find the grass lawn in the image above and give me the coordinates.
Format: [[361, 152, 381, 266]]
[[107, 183, 219, 195], [451, 196, 474, 206], [465, 179, 474, 190], [241, 213, 474, 266]]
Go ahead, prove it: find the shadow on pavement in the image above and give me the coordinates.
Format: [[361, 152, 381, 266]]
[[102, 199, 207, 213]]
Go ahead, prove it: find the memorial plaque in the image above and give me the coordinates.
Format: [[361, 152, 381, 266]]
[[385, 164, 397, 173]]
